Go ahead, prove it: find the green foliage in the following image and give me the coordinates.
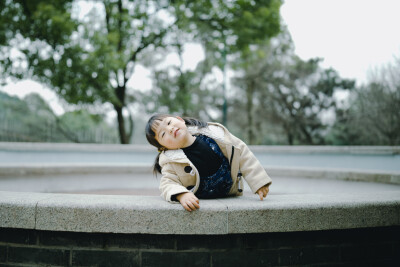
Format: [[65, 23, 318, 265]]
[[173, 0, 282, 54], [230, 29, 355, 145], [328, 60, 400, 145], [1, 0, 171, 143], [0, 91, 57, 142], [1, 0, 283, 143], [0, 91, 118, 143], [141, 59, 223, 120], [56, 109, 119, 143], [0, 0, 76, 46]]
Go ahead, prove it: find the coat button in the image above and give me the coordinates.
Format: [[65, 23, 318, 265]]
[[184, 166, 192, 173]]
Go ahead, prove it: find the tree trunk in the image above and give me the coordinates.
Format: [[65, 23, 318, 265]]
[[288, 132, 293, 145], [285, 124, 293, 145], [246, 81, 255, 144], [115, 106, 129, 144], [115, 85, 130, 144], [300, 126, 313, 145]]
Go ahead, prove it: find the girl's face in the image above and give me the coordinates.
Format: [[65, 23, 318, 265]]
[[154, 116, 195, 150]]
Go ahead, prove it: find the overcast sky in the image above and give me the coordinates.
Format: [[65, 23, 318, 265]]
[[1, 0, 400, 115], [281, 0, 400, 83]]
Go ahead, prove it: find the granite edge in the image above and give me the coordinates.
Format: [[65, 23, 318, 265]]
[[1, 191, 399, 234]]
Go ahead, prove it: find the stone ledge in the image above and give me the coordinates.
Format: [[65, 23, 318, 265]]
[[2, 164, 399, 184], [266, 166, 400, 184], [1, 142, 399, 154], [0, 142, 153, 152], [0, 163, 152, 176], [1, 191, 399, 235], [250, 145, 400, 155]]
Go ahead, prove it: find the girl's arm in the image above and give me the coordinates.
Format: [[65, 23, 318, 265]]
[[230, 134, 272, 195], [159, 164, 191, 203]]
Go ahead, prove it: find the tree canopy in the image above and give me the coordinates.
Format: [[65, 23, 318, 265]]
[[3, 1, 397, 146], [0, 91, 117, 143], [1, 0, 283, 143], [230, 29, 355, 145], [329, 57, 400, 146]]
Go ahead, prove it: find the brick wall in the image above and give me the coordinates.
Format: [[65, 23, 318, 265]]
[[0, 227, 399, 266]]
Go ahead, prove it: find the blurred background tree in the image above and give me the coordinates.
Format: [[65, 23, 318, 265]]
[[138, 0, 282, 124], [229, 28, 355, 145], [1, 0, 399, 145], [138, 33, 224, 120], [0, 0, 282, 144], [328, 57, 400, 146], [1, 0, 174, 144], [0, 92, 117, 142]]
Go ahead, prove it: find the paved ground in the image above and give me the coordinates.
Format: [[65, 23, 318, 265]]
[[1, 173, 399, 196]]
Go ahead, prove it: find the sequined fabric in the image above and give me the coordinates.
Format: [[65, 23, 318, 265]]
[[195, 135, 233, 199]]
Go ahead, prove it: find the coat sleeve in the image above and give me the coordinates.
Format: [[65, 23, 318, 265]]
[[159, 163, 190, 203], [230, 133, 272, 194]]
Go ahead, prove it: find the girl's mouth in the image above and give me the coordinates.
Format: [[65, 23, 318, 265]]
[[174, 129, 179, 137]]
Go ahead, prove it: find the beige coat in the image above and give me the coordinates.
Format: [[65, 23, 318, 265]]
[[158, 122, 272, 202]]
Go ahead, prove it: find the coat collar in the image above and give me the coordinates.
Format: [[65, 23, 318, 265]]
[[160, 123, 228, 164]]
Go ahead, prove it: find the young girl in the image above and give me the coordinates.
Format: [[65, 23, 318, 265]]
[[145, 114, 272, 212]]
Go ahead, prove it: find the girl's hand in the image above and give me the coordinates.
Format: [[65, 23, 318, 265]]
[[176, 192, 200, 212], [256, 184, 270, 201]]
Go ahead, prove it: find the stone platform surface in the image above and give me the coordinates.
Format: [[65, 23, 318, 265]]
[[1, 189, 399, 235]]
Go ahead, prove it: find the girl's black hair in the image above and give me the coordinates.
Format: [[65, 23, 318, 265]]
[[145, 114, 208, 175]]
